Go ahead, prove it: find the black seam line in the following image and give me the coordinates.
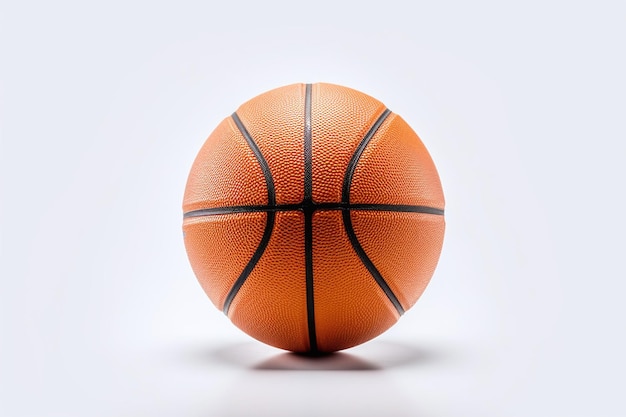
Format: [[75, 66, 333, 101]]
[[343, 209, 405, 315], [341, 108, 392, 203], [184, 203, 444, 218], [222, 212, 275, 315], [340, 204, 444, 215], [304, 84, 313, 201], [304, 211, 317, 353], [223, 114, 277, 315], [231, 112, 276, 206], [303, 83, 318, 353], [340, 108, 405, 316], [184, 204, 301, 217]]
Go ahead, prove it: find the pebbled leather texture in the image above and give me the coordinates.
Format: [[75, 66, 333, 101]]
[[182, 117, 268, 212], [229, 211, 309, 352], [310, 83, 387, 204], [236, 84, 306, 205], [312, 210, 400, 352], [183, 212, 266, 310], [350, 113, 445, 208], [182, 83, 445, 353]]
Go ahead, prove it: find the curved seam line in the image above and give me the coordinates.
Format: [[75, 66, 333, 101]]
[[231, 113, 276, 205], [223, 113, 277, 314], [340, 108, 405, 315], [341, 108, 392, 202], [342, 210, 405, 315], [222, 212, 275, 314]]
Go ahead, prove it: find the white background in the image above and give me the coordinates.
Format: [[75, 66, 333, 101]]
[[1, 1, 625, 416]]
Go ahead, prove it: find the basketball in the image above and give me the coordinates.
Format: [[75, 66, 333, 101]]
[[182, 83, 445, 354]]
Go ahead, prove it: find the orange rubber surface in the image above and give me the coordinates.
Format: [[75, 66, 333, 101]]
[[183, 213, 266, 310], [312, 210, 400, 352], [183, 83, 445, 353]]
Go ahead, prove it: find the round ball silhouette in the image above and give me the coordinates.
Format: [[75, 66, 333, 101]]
[[183, 83, 445, 354]]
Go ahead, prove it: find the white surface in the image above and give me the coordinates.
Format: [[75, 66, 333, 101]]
[[1, 1, 625, 416]]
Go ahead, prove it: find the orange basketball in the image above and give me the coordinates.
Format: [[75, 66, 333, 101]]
[[183, 83, 445, 354]]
